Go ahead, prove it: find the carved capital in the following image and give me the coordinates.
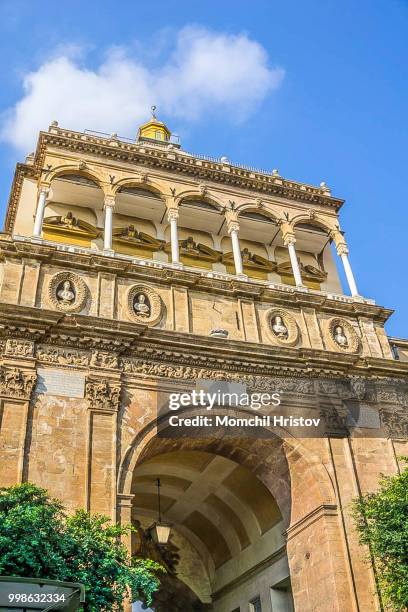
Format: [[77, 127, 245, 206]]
[[39, 184, 50, 196], [227, 220, 240, 234], [329, 229, 348, 255], [167, 208, 179, 223], [86, 379, 121, 412], [283, 233, 296, 247], [320, 403, 348, 435], [0, 367, 37, 400], [104, 195, 115, 209], [336, 243, 349, 257], [380, 407, 408, 439]]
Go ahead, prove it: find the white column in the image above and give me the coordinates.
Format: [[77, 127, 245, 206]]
[[103, 197, 114, 251], [337, 244, 359, 297], [32, 186, 49, 237], [167, 209, 180, 264], [228, 221, 244, 276], [285, 235, 304, 287]]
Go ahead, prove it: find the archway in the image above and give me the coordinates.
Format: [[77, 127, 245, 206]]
[[128, 432, 294, 612], [119, 404, 349, 612]]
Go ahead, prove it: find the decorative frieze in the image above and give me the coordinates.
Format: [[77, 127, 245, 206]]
[[90, 351, 119, 369], [36, 345, 89, 367], [122, 358, 226, 381], [5, 339, 34, 358], [319, 403, 348, 434]]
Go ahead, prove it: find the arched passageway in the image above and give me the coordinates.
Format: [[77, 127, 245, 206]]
[[129, 435, 294, 612]]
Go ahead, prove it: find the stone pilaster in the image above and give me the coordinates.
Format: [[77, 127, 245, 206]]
[[286, 504, 356, 611], [0, 343, 37, 486], [85, 373, 121, 518]]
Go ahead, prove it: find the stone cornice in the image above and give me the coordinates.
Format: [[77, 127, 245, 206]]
[[0, 304, 406, 380], [4, 162, 37, 232], [41, 130, 344, 206], [0, 236, 393, 323], [4, 127, 344, 234], [212, 544, 287, 601], [285, 504, 338, 540]]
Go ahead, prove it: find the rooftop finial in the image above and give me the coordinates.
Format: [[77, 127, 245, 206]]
[[151, 105, 157, 119]]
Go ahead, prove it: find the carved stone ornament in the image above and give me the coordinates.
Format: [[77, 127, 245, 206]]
[[86, 380, 121, 412], [127, 285, 162, 325], [380, 407, 408, 439], [48, 272, 88, 313], [265, 309, 300, 346], [5, 339, 34, 357], [90, 350, 119, 369], [328, 318, 360, 353], [0, 367, 36, 400], [320, 403, 348, 434], [36, 346, 89, 367]]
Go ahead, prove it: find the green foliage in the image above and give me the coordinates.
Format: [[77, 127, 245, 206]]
[[0, 483, 163, 611], [352, 459, 408, 611]]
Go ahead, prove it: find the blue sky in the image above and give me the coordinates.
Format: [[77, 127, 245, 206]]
[[0, 0, 407, 336]]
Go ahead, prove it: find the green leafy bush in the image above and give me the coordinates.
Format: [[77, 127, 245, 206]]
[[0, 483, 163, 611], [353, 460, 408, 611]]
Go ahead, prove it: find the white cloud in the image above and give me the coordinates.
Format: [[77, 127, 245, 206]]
[[1, 26, 284, 152]]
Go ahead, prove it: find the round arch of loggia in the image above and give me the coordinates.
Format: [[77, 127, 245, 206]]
[[175, 189, 226, 213], [43, 164, 106, 190], [112, 177, 168, 201], [235, 201, 281, 225], [291, 213, 339, 236]]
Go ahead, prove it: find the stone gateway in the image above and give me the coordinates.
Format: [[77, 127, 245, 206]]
[[1, 114, 408, 612]]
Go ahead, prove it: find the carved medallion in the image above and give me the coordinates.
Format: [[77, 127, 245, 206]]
[[127, 285, 162, 325], [328, 318, 360, 353], [265, 309, 299, 346], [48, 272, 88, 313]]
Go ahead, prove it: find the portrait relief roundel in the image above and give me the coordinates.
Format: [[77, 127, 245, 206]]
[[328, 317, 360, 353], [127, 285, 162, 325], [48, 272, 88, 313], [266, 308, 300, 346]]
